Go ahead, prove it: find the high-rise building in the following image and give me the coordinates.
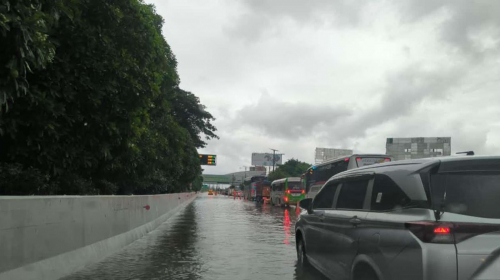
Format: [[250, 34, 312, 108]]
[[386, 137, 451, 161]]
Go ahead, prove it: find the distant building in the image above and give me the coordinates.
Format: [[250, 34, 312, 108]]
[[386, 137, 451, 161], [250, 166, 266, 171], [314, 148, 353, 164]]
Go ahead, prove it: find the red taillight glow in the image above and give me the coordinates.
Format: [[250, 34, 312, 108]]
[[344, 157, 350, 162], [301, 190, 305, 194], [434, 227, 450, 234], [406, 222, 455, 244], [384, 158, 391, 162], [356, 157, 362, 161], [286, 190, 290, 194], [408, 221, 500, 244], [284, 197, 288, 202]]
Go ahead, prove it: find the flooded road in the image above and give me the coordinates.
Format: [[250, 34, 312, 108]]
[[63, 194, 328, 280]]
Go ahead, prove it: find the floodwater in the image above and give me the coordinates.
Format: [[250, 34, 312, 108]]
[[63, 194, 328, 280]]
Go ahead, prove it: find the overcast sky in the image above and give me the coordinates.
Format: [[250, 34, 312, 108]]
[[148, 0, 500, 174]]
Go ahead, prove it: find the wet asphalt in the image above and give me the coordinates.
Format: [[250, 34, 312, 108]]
[[63, 194, 328, 280]]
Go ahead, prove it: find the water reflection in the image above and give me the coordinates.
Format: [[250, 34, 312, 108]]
[[64, 195, 327, 280], [284, 209, 291, 245], [62, 203, 202, 280]]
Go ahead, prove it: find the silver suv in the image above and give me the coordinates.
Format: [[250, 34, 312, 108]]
[[295, 156, 500, 280]]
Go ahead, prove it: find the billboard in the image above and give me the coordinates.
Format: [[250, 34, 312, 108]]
[[314, 148, 353, 164], [251, 153, 283, 166]]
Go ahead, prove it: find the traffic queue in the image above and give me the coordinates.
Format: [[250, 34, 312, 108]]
[[216, 154, 393, 207]]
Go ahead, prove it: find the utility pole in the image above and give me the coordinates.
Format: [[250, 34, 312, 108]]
[[240, 166, 248, 181], [270, 148, 278, 172]]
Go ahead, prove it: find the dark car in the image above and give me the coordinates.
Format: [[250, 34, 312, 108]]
[[295, 156, 500, 280]]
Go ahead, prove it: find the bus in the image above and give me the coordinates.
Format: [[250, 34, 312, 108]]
[[302, 154, 393, 199], [243, 175, 267, 201], [270, 177, 305, 207]]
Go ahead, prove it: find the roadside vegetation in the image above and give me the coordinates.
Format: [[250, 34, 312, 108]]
[[267, 159, 311, 182], [0, 0, 217, 195]]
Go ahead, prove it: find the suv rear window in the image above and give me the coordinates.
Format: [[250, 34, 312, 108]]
[[431, 171, 500, 219]]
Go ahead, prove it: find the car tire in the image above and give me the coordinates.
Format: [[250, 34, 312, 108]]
[[297, 238, 309, 267]]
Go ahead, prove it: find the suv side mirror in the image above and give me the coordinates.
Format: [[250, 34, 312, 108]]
[[299, 198, 313, 212]]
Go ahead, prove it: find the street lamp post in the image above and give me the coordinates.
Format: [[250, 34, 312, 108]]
[[240, 166, 248, 181]]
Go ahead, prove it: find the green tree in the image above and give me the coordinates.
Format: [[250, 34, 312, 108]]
[[0, 0, 217, 195], [0, 0, 61, 111], [169, 88, 218, 148], [267, 159, 311, 182]]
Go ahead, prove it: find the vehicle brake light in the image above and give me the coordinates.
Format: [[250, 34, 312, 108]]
[[407, 221, 500, 244], [285, 197, 288, 202], [384, 158, 391, 162], [434, 227, 450, 234], [286, 190, 290, 194], [406, 222, 454, 244], [301, 190, 305, 194], [344, 158, 350, 162], [356, 157, 362, 161]]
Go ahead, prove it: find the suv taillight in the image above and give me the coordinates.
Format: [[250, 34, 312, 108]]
[[406, 222, 455, 244], [406, 222, 500, 244]]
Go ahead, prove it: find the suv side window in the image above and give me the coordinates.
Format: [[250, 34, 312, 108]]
[[371, 174, 411, 211], [312, 183, 339, 209], [336, 179, 369, 210]]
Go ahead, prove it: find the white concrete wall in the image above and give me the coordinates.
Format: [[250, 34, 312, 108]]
[[0, 193, 197, 280]]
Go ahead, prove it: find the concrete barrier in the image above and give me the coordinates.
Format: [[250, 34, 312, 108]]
[[0, 193, 197, 280]]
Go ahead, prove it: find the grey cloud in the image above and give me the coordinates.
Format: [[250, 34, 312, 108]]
[[240, 0, 364, 24], [397, 0, 500, 57], [233, 64, 464, 149], [224, 0, 366, 41], [373, 64, 463, 122], [321, 64, 464, 143], [229, 0, 500, 58], [235, 94, 352, 138]]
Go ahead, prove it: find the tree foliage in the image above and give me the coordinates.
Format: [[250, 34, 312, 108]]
[[267, 159, 311, 182], [0, 0, 217, 195]]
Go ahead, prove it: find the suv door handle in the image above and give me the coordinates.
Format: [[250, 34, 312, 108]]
[[349, 217, 362, 225]]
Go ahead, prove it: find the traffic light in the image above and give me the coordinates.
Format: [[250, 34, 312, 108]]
[[199, 154, 217, 166]]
